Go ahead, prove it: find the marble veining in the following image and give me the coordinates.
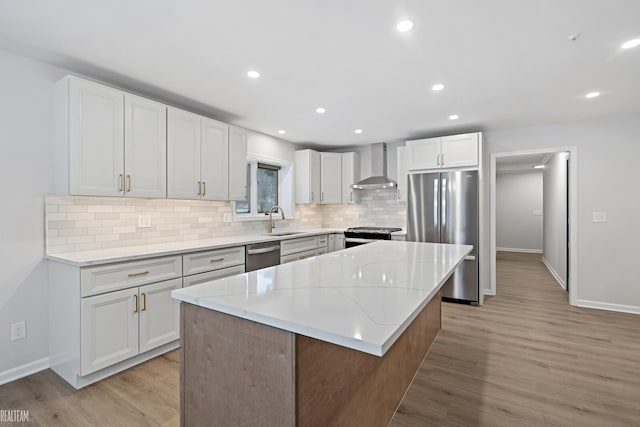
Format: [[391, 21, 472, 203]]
[[172, 241, 471, 356]]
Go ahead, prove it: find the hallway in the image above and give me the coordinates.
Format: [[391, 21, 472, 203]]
[[390, 252, 640, 426]]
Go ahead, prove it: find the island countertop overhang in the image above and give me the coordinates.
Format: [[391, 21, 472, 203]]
[[171, 241, 472, 356]]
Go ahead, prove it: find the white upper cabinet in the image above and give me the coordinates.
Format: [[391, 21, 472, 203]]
[[406, 133, 480, 171], [320, 153, 342, 204], [201, 118, 229, 201], [59, 77, 168, 198], [295, 149, 321, 204], [406, 137, 440, 171], [168, 109, 240, 201], [440, 133, 479, 168], [66, 77, 125, 196], [228, 126, 248, 201], [124, 94, 167, 198], [397, 146, 408, 202], [341, 152, 360, 204], [167, 107, 202, 199]]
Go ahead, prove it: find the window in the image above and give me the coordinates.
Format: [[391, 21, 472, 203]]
[[235, 159, 288, 218]]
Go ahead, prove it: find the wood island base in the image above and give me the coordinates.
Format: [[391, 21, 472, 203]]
[[180, 290, 442, 427]]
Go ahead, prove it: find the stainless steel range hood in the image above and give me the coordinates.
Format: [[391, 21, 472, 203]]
[[352, 143, 397, 190]]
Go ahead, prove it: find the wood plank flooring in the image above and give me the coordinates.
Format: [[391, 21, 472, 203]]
[[389, 252, 640, 427], [2, 252, 639, 426]]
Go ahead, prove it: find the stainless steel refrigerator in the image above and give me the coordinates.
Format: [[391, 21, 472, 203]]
[[407, 171, 479, 304]]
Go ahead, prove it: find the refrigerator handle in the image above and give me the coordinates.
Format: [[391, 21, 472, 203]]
[[441, 177, 447, 238], [433, 178, 439, 240]]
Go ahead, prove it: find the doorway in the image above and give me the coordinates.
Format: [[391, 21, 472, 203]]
[[489, 147, 578, 306]]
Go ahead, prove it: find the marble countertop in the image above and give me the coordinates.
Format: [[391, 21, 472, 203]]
[[46, 228, 344, 267], [172, 241, 471, 356]]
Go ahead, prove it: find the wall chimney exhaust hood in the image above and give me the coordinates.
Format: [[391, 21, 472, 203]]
[[352, 143, 397, 190]]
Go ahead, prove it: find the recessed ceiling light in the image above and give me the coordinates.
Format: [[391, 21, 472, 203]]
[[278, 130, 286, 135], [585, 92, 600, 99], [354, 129, 363, 134], [396, 20, 414, 33], [449, 114, 459, 120], [432, 83, 445, 91], [247, 70, 260, 79], [316, 107, 326, 114], [621, 39, 640, 49]]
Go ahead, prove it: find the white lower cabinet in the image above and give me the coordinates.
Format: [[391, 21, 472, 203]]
[[80, 287, 139, 376], [80, 277, 181, 376], [280, 235, 329, 264]]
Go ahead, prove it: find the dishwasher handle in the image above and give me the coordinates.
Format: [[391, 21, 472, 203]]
[[247, 245, 281, 255]]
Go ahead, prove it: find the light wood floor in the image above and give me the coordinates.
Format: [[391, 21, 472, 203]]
[[2, 252, 639, 426]]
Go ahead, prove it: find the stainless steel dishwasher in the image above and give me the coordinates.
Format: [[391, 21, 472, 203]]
[[245, 241, 281, 272]]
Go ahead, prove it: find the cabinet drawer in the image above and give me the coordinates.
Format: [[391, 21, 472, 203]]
[[280, 249, 317, 265], [183, 246, 245, 276], [316, 248, 327, 256], [317, 234, 328, 248], [281, 236, 318, 256], [183, 265, 245, 287], [81, 256, 182, 297]]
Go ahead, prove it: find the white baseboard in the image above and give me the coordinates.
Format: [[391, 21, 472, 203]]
[[0, 357, 49, 386], [577, 300, 640, 315], [541, 257, 566, 290], [497, 247, 543, 254]]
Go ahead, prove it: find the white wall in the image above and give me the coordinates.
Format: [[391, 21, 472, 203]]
[[0, 50, 67, 380], [543, 152, 568, 287], [496, 171, 543, 252], [483, 113, 640, 312]]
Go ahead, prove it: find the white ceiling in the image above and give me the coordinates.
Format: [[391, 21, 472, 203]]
[[496, 153, 550, 174], [1, 1, 639, 147]]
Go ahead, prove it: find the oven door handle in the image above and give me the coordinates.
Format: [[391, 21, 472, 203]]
[[345, 237, 377, 244]]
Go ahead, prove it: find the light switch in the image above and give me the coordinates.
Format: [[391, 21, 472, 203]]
[[137, 215, 152, 228], [592, 212, 607, 223]]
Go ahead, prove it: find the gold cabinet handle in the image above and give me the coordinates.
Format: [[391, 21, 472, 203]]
[[210, 257, 225, 263], [441, 153, 445, 166], [321, 192, 324, 202], [118, 174, 123, 192], [126, 175, 131, 192], [197, 181, 201, 196], [128, 271, 149, 277], [202, 181, 206, 196], [141, 292, 147, 312], [133, 294, 138, 314], [398, 189, 401, 200], [350, 191, 353, 202], [311, 191, 314, 202], [436, 154, 441, 166]]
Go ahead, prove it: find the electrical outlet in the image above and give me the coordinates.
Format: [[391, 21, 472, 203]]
[[11, 321, 26, 341], [137, 215, 152, 228], [223, 213, 232, 223], [592, 212, 607, 223]]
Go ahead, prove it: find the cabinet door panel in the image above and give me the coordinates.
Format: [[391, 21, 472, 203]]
[[397, 146, 408, 202], [69, 78, 124, 196], [81, 288, 138, 375], [320, 153, 342, 204], [124, 94, 167, 198], [139, 279, 182, 353], [201, 118, 229, 200], [406, 137, 440, 171], [441, 133, 479, 168], [228, 126, 248, 201], [341, 152, 360, 204], [310, 150, 321, 203], [167, 107, 201, 199]]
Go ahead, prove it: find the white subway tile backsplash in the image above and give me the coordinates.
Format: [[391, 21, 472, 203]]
[[45, 191, 404, 254]]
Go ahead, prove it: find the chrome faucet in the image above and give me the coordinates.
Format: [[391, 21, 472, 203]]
[[267, 206, 285, 233]]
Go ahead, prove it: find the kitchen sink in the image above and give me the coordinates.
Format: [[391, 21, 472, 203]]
[[262, 231, 306, 236]]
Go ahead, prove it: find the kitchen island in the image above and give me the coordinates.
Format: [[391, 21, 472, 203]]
[[172, 241, 471, 427]]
